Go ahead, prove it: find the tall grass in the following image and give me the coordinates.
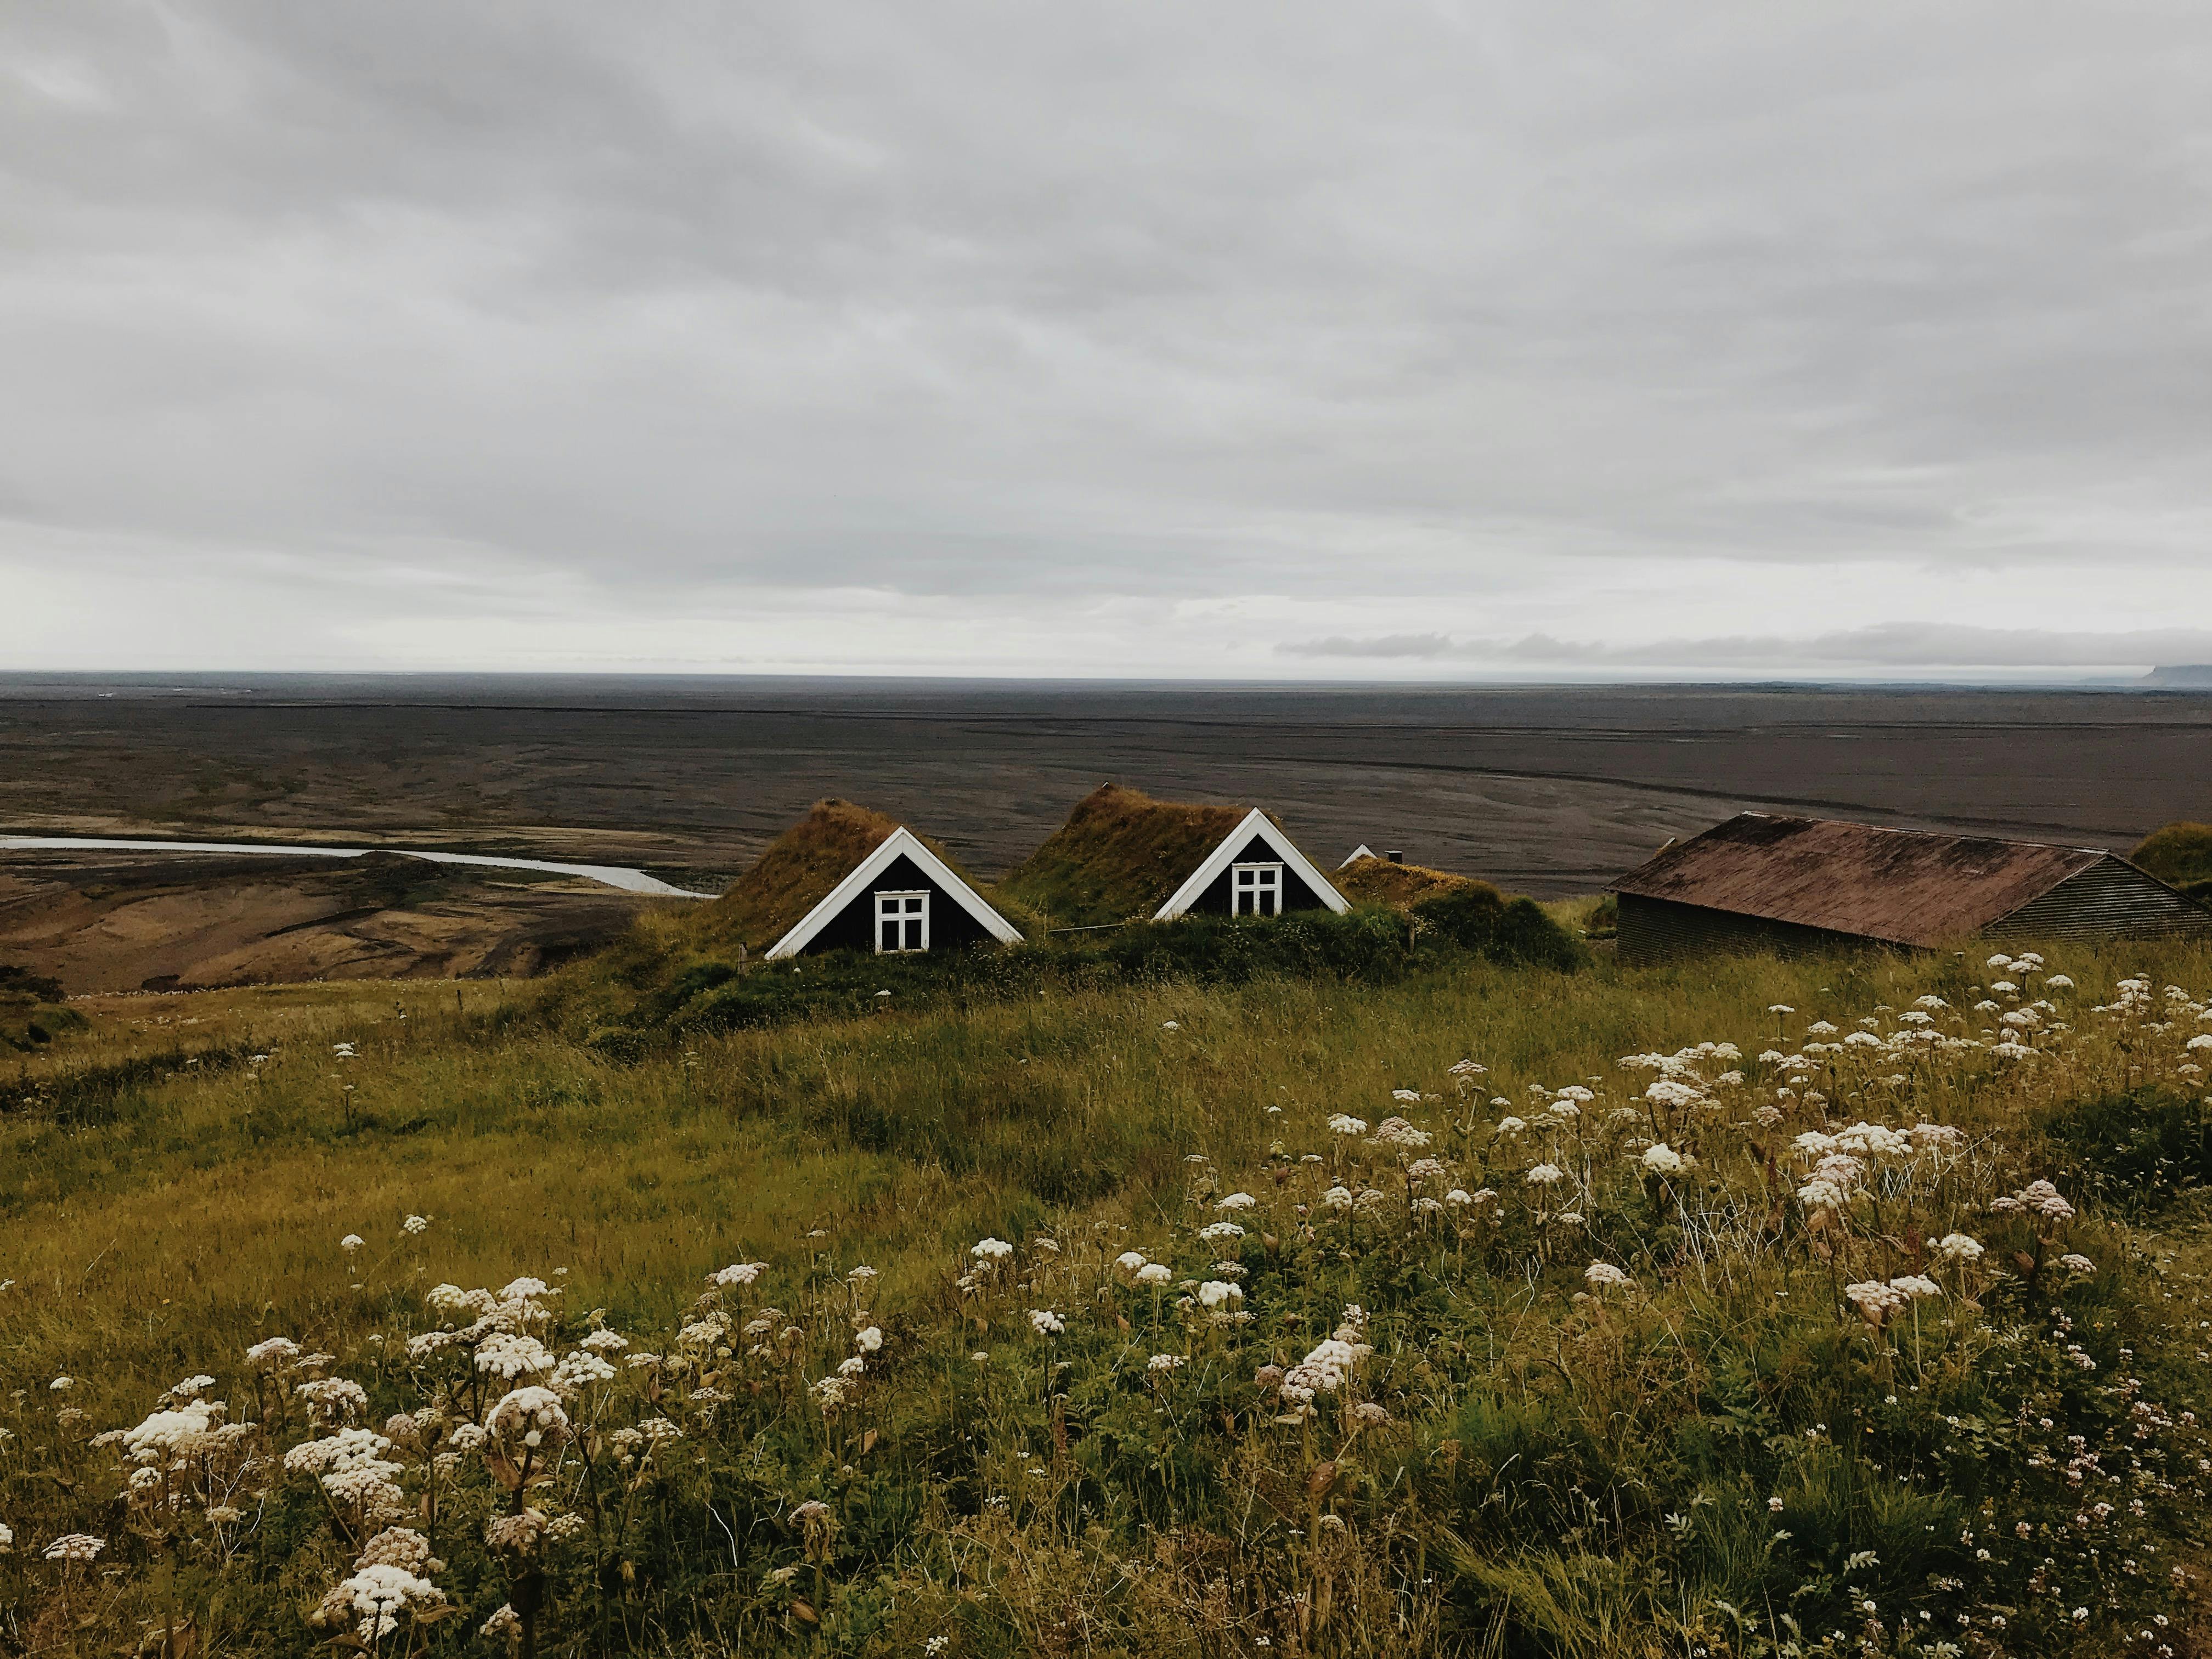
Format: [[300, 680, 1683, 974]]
[[3, 940, 2211, 1655]]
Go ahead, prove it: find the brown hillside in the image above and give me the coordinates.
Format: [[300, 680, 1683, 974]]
[[1333, 855, 1494, 910], [996, 785, 1250, 928]]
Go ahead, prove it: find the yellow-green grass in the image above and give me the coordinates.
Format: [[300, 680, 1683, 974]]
[[10, 936, 2212, 1654], [8, 938, 2209, 1403]]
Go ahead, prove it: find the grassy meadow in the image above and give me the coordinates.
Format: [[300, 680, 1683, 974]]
[[6, 935, 2212, 1657]]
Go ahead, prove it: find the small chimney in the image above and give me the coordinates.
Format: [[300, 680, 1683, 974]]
[[1385, 849, 1403, 864]]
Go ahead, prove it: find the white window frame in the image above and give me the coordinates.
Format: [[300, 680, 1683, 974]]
[[1231, 861, 1284, 917], [874, 890, 930, 953]]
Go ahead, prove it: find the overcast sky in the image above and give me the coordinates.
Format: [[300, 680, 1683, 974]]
[[5, 3, 2210, 679]]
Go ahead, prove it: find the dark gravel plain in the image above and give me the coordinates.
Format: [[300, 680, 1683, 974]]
[[2, 674, 2208, 898]]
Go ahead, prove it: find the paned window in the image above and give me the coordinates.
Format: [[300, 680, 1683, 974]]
[[1232, 862, 1283, 917], [875, 890, 929, 952]]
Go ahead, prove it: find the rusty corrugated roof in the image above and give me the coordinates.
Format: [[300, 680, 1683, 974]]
[[1609, 814, 2107, 946]]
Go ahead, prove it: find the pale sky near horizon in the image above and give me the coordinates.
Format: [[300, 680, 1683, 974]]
[[4, 3, 2210, 679]]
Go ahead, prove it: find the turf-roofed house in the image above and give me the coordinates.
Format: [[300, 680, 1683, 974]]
[[1611, 812, 2212, 964], [709, 799, 1023, 959], [997, 784, 1349, 928]]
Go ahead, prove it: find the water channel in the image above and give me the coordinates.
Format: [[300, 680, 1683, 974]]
[[0, 835, 716, 898]]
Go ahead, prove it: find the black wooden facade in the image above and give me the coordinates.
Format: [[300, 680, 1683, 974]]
[[1180, 828, 1338, 917], [1982, 856, 2211, 943], [788, 852, 998, 956], [1616, 893, 1878, 964]]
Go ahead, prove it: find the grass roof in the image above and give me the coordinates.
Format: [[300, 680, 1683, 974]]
[[699, 799, 995, 953], [2135, 822, 2212, 897], [996, 785, 1252, 929], [1332, 855, 1498, 911]]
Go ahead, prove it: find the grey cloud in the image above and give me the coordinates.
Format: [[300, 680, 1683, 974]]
[[1281, 624, 2212, 672], [1, 3, 2208, 666]]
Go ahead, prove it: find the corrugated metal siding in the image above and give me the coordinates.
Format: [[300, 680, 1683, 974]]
[[1983, 856, 2212, 942], [1616, 894, 1878, 966]]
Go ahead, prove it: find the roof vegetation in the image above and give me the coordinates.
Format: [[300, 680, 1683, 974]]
[[995, 784, 1252, 928], [699, 799, 993, 953], [2134, 822, 2212, 903], [1332, 854, 1492, 911]]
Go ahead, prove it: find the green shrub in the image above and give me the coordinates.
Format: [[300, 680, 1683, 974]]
[[2041, 1084, 2212, 1214]]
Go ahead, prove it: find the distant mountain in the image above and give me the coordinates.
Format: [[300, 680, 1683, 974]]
[[2143, 665, 2212, 686]]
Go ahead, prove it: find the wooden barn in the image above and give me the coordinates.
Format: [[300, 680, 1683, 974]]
[[1611, 812, 2212, 964], [997, 785, 1349, 928], [704, 799, 1023, 960]]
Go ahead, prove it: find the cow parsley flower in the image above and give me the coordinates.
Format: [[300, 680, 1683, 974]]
[[1525, 1164, 1565, 1186], [1135, 1263, 1172, 1286], [312, 1562, 447, 1642], [43, 1533, 105, 1562], [402, 1215, 429, 1235], [1584, 1262, 1632, 1290], [1197, 1280, 1243, 1310], [707, 1262, 768, 1289], [1029, 1310, 1065, 1335], [1640, 1143, 1685, 1176], [855, 1326, 882, 1352], [1327, 1114, 1368, 1137], [1934, 1233, 1984, 1262], [1844, 1281, 1906, 1324], [550, 1350, 617, 1395], [971, 1238, 1014, 1261], [1216, 1192, 1257, 1211], [1147, 1353, 1185, 1373], [475, 1334, 555, 1382], [2058, 1254, 2096, 1274], [486, 1386, 570, 1452]]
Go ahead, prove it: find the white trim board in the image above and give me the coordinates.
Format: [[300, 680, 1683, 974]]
[[764, 827, 1024, 959], [1339, 844, 1376, 868], [1153, 808, 1351, 921]]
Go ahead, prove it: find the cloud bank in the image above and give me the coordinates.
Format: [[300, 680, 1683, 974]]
[[2, 3, 2208, 676], [1282, 625, 2212, 674]]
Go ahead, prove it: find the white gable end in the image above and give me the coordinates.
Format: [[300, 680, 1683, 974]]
[[1153, 809, 1351, 921], [765, 827, 1024, 958]]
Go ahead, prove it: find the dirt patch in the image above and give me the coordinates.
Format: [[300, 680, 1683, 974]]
[[0, 849, 663, 992]]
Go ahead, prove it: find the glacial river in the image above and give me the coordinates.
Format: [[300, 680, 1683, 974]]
[[0, 835, 715, 898]]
